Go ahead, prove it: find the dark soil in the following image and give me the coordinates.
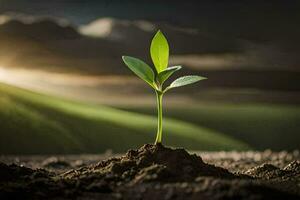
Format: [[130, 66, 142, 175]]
[[0, 144, 299, 200]]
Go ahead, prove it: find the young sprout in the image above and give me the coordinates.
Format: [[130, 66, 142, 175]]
[[122, 30, 207, 145]]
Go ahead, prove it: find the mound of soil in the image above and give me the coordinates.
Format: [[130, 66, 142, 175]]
[[63, 144, 235, 182], [0, 144, 299, 200]]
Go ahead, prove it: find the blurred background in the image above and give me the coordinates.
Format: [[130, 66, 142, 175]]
[[0, 0, 299, 154]]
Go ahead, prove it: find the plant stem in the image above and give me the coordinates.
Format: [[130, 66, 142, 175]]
[[155, 91, 163, 144]]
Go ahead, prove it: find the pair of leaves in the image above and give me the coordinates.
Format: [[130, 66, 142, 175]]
[[122, 55, 206, 92], [122, 30, 207, 92]]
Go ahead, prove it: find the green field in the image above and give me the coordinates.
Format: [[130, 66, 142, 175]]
[[0, 83, 249, 154], [119, 103, 300, 151]]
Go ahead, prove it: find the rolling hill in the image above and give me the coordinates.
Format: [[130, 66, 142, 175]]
[[0, 83, 249, 154], [119, 103, 300, 151]]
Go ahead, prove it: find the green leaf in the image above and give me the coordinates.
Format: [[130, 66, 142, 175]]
[[150, 30, 169, 73], [157, 66, 182, 85], [165, 75, 207, 92], [122, 56, 155, 88]]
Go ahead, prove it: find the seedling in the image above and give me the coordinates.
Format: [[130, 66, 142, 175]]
[[122, 30, 207, 144]]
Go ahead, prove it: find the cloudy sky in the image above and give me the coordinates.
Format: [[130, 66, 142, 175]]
[[0, 0, 299, 99], [1, 1, 299, 48]]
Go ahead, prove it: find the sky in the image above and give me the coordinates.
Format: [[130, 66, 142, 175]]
[[0, 1, 299, 44], [1, 1, 299, 24], [0, 0, 299, 101]]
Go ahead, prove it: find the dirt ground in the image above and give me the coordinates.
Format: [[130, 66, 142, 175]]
[[0, 144, 299, 200]]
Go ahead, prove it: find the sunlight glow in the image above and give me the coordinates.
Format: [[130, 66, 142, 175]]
[[0, 66, 37, 87], [0, 66, 149, 105], [0, 66, 14, 83], [0, 66, 137, 88]]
